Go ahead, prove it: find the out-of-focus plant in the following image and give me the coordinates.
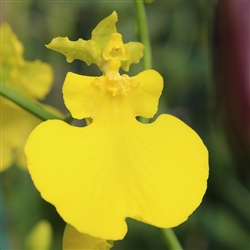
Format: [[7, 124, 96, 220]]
[[25, 220, 52, 250], [217, 0, 250, 182], [0, 23, 55, 171]]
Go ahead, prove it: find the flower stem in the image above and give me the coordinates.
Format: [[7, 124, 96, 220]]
[[134, 0, 152, 124], [0, 82, 72, 123], [160, 228, 184, 250], [63, 113, 74, 124], [133, 0, 152, 70]]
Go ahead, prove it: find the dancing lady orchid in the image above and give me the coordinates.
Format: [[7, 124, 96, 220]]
[[25, 11, 209, 241]]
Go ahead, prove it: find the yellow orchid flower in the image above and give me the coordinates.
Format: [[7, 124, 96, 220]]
[[1, 23, 52, 101], [25, 12, 209, 241], [63, 224, 113, 250], [0, 23, 54, 171]]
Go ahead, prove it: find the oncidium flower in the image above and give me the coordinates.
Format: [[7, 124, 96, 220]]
[[0, 23, 54, 171], [25, 12, 209, 241]]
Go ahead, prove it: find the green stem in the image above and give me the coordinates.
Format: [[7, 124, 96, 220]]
[[133, 0, 152, 70], [134, 0, 152, 124], [1, 82, 72, 123], [160, 228, 184, 250], [63, 113, 74, 124]]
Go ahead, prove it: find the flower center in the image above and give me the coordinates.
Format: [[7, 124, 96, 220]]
[[94, 33, 139, 96], [102, 33, 130, 74], [93, 72, 139, 96]]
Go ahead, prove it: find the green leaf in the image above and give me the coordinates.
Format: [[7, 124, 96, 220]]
[[121, 42, 145, 71], [91, 11, 118, 51], [46, 37, 103, 67]]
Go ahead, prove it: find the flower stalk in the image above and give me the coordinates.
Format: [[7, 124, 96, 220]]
[[0, 83, 73, 123], [160, 228, 183, 250], [134, 0, 152, 125], [134, 0, 152, 70]]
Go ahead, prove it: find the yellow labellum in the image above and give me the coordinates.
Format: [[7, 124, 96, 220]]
[[26, 114, 208, 240]]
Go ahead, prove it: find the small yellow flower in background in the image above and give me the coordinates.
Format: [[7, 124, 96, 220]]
[[63, 224, 113, 250], [25, 220, 52, 250], [0, 23, 55, 171], [25, 11, 209, 241], [1, 23, 52, 101]]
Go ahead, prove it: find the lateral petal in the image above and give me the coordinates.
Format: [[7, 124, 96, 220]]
[[62, 72, 98, 119], [129, 69, 163, 118], [63, 69, 163, 121]]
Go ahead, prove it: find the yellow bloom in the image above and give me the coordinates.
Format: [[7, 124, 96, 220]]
[[25, 220, 52, 250], [25, 12, 209, 240], [0, 23, 54, 171], [63, 224, 113, 250], [1, 23, 52, 100]]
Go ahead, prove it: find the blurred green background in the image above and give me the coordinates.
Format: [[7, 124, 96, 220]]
[[2, 0, 249, 249]]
